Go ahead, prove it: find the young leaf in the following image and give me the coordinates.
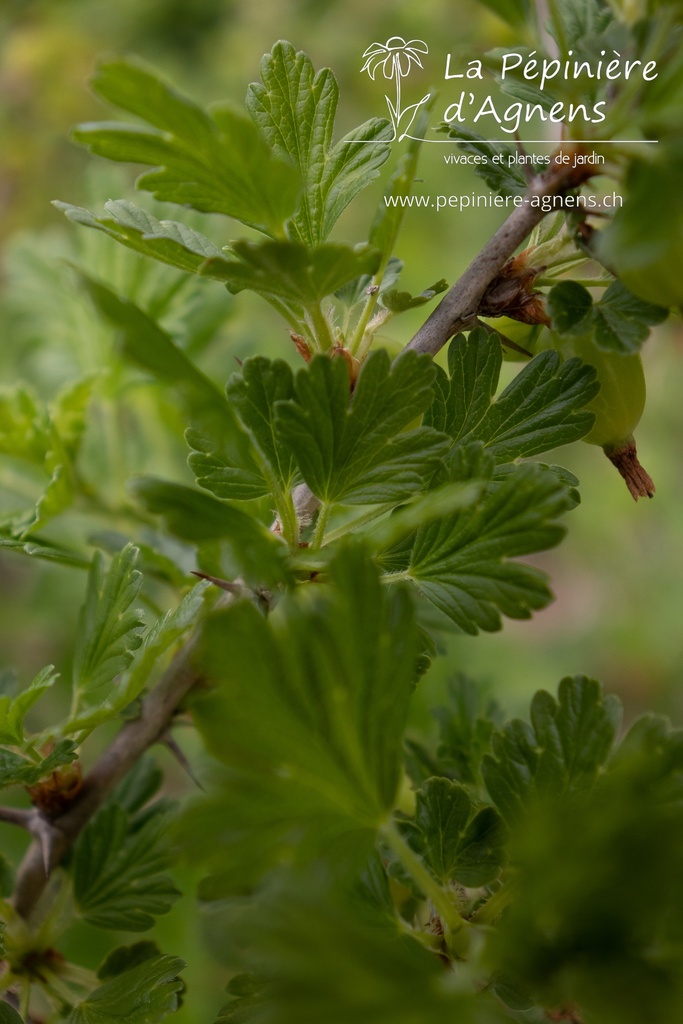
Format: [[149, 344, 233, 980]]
[[0, 739, 78, 789], [66, 954, 185, 1024], [72, 802, 180, 931], [72, 545, 145, 705], [186, 430, 271, 502], [73, 57, 300, 236], [387, 459, 572, 634], [275, 350, 449, 505], [55, 199, 226, 275], [246, 41, 391, 246], [482, 675, 622, 824], [201, 238, 381, 307], [0, 665, 58, 746], [64, 583, 210, 735], [182, 546, 422, 892], [425, 329, 599, 462], [409, 777, 506, 886]]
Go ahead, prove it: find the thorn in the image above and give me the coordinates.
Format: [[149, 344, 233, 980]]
[[233, 356, 243, 367], [190, 571, 242, 594], [474, 318, 532, 358], [161, 731, 204, 790]]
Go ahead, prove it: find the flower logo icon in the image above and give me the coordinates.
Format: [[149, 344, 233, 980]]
[[361, 37, 430, 141]]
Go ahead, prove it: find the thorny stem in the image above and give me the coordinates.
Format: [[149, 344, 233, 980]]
[[11, 146, 599, 925]]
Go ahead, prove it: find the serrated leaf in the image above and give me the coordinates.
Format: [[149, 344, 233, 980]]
[[409, 777, 506, 887], [75, 271, 228, 414], [224, 357, 298, 492], [0, 739, 78, 789], [186, 430, 270, 502], [444, 127, 527, 196], [482, 675, 622, 824], [181, 546, 421, 892], [72, 545, 145, 706], [0, 665, 58, 746], [66, 954, 185, 1024], [201, 238, 381, 308], [0, 535, 90, 569], [491, 704, 683, 1024], [548, 280, 667, 354], [97, 941, 162, 980], [211, 871, 504, 1024], [275, 350, 449, 506], [73, 802, 180, 931], [246, 40, 391, 246], [129, 478, 290, 587], [389, 459, 572, 634], [64, 583, 210, 735], [73, 58, 299, 236], [55, 199, 226, 275], [425, 329, 598, 462]]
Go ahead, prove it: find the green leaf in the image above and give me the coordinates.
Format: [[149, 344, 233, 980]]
[[66, 954, 185, 1024], [224, 356, 298, 492], [130, 478, 291, 587], [369, 96, 436, 260], [0, 665, 58, 746], [409, 777, 506, 886], [481, 675, 622, 824], [75, 271, 229, 415], [55, 199, 226, 275], [0, 739, 78, 789], [595, 146, 683, 307], [491, 710, 683, 1024], [97, 941, 162, 980], [0, 535, 90, 569], [548, 280, 668, 354], [390, 459, 572, 634], [380, 280, 448, 313], [182, 546, 422, 892], [444, 127, 527, 197], [211, 871, 505, 1024], [546, 281, 593, 334], [405, 675, 502, 789], [187, 430, 270, 502], [74, 58, 299, 236], [275, 350, 449, 505], [201, 238, 381, 307], [73, 802, 180, 931], [0, 387, 47, 463], [0, 1004, 24, 1024], [64, 583, 210, 735], [425, 329, 599, 462], [72, 545, 145, 705], [246, 40, 391, 246]]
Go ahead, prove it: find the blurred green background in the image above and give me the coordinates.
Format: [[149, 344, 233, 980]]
[[1, 0, 681, 1019]]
